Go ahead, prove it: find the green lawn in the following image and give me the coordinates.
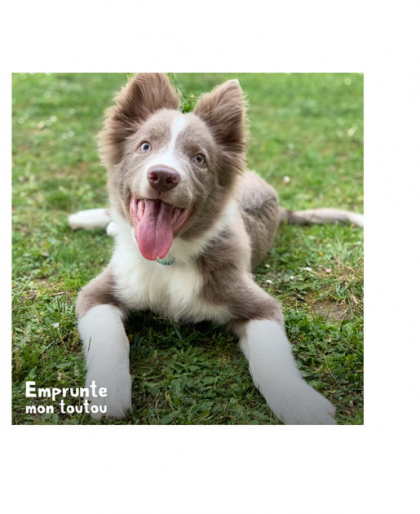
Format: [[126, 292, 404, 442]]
[[12, 73, 363, 425]]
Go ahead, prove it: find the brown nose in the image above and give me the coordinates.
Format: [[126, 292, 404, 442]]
[[147, 165, 180, 192]]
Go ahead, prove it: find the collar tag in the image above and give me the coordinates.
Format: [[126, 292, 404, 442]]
[[156, 256, 175, 266]]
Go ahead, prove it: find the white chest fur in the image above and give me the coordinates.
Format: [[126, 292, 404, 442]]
[[110, 209, 234, 324]]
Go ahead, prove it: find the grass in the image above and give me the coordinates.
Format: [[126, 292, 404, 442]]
[[12, 73, 363, 425]]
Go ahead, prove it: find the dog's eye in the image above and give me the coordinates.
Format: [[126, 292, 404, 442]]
[[194, 154, 205, 165], [139, 141, 152, 152]]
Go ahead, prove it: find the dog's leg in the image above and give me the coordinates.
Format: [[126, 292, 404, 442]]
[[68, 208, 111, 230], [282, 207, 364, 228], [76, 267, 131, 420], [230, 282, 336, 424], [235, 319, 336, 424]]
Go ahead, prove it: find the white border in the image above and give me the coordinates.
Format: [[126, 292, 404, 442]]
[[3, 1, 420, 513]]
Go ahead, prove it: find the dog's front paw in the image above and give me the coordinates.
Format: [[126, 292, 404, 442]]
[[272, 380, 336, 425], [86, 368, 132, 420]]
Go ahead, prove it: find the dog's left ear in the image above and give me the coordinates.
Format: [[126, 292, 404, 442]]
[[194, 79, 247, 176]]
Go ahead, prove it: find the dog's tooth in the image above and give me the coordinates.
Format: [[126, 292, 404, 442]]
[[172, 208, 187, 228], [130, 196, 139, 217], [172, 207, 182, 225], [138, 199, 144, 218]]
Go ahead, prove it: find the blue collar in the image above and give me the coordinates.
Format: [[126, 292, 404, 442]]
[[156, 256, 175, 266]]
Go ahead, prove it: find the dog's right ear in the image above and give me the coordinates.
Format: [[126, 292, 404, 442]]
[[100, 73, 180, 167]]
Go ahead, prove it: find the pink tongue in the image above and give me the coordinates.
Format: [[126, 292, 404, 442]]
[[136, 200, 174, 261]]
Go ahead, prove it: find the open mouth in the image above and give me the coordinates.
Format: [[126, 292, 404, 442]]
[[129, 197, 191, 261]]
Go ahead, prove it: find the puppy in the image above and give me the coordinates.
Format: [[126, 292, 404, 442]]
[[69, 73, 363, 424]]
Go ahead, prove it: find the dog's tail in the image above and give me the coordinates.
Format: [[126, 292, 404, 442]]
[[68, 208, 116, 235], [280, 207, 364, 228]]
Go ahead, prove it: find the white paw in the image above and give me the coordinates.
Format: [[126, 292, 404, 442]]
[[86, 368, 132, 420], [79, 304, 132, 420], [267, 379, 336, 425], [242, 320, 336, 425], [106, 221, 117, 236], [68, 208, 110, 230], [348, 212, 364, 227]]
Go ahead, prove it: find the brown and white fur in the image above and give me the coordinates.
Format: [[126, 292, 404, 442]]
[[69, 73, 363, 424]]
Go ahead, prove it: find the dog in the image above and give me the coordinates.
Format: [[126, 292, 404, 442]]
[[69, 73, 363, 424]]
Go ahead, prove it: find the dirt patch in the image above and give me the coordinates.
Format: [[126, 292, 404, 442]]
[[313, 301, 350, 321]]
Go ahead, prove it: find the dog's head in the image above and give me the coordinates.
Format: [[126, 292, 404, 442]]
[[100, 73, 247, 261]]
